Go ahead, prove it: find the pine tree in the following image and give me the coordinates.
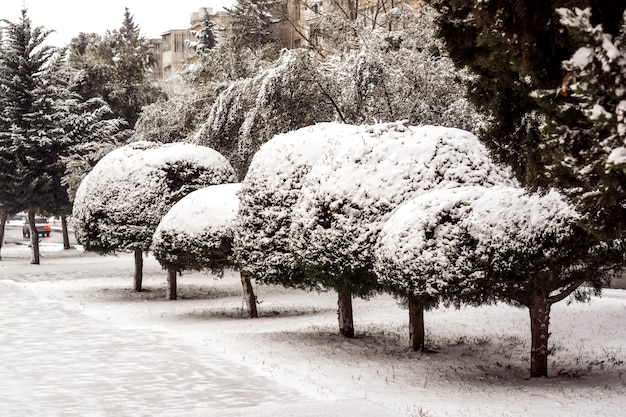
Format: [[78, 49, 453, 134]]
[[0, 8, 73, 264], [545, 8, 626, 238], [190, 12, 218, 53]]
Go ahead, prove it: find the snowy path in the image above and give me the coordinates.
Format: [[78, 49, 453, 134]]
[[0, 280, 306, 416], [0, 253, 398, 417], [1, 250, 624, 416]]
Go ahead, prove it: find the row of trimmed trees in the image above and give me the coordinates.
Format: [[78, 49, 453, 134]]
[[72, 121, 625, 379]]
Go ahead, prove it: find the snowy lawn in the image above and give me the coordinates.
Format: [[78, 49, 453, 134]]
[[0, 250, 624, 416]]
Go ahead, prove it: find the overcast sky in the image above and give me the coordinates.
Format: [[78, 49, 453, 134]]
[[1, 1, 235, 47]]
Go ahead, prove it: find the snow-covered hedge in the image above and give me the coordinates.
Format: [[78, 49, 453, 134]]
[[72, 141, 237, 254], [289, 122, 517, 297], [374, 186, 491, 309], [375, 185, 586, 307], [233, 122, 360, 289], [153, 183, 242, 272], [375, 184, 625, 373]]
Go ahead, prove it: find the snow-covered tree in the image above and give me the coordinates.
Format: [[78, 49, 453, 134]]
[[153, 183, 257, 316], [324, 45, 483, 132], [379, 186, 624, 377], [193, 37, 481, 180], [543, 7, 626, 238], [225, 0, 281, 51], [234, 122, 360, 293], [68, 9, 164, 128], [374, 186, 491, 352], [133, 84, 225, 144], [193, 49, 333, 179], [424, 0, 626, 239], [61, 96, 129, 203], [290, 122, 516, 337], [0, 8, 73, 263], [72, 141, 237, 291], [188, 11, 218, 53]]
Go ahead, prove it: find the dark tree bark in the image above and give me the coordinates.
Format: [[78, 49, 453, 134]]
[[0, 210, 7, 260], [240, 271, 258, 318], [167, 269, 177, 300], [408, 299, 425, 352], [529, 294, 551, 378], [28, 210, 40, 265], [61, 215, 71, 250], [337, 290, 355, 338], [133, 249, 143, 291]]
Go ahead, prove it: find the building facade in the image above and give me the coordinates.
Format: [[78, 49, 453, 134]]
[[150, 1, 421, 80]]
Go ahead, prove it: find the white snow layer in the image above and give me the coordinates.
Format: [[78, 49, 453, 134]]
[[155, 183, 242, 238], [72, 141, 236, 250], [375, 186, 579, 301], [290, 122, 517, 277], [234, 122, 361, 285]]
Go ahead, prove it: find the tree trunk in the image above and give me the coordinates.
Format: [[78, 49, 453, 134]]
[[28, 210, 40, 265], [133, 249, 143, 292], [0, 210, 7, 261], [167, 269, 177, 300], [408, 299, 425, 352], [61, 215, 70, 250], [240, 271, 258, 318], [337, 290, 355, 338], [529, 295, 551, 378]]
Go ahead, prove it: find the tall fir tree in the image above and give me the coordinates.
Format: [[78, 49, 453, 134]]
[[0, 8, 73, 263]]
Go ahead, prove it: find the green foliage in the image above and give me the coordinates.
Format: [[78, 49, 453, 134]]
[[425, 0, 626, 238], [68, 8, 164, 128], [0, 9, 72, 216]]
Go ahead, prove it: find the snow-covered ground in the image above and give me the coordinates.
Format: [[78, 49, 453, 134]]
[[1, 247, 625, 416]]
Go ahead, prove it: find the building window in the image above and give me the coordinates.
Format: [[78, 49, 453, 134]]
[[294, 0, 301, 20]]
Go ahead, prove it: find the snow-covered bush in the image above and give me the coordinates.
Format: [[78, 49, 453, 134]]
[[374, 183, 483, 345], [374, 186, 492, 351], [153, 183, 255, 307], [376, 185, 625, 376], [154, 183, 242, 273], [234, 123, 360, 290], [290, 122, 516, 337], [72, 141, 236, 290]]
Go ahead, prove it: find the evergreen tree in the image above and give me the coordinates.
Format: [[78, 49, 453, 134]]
[[225, 0, 281, 51], [190, 12, 218, 53], [0, 8, 72, 264], [68, 8, 164, 128], [546, 8, 626, 238], [423, 0, 626, 238]]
